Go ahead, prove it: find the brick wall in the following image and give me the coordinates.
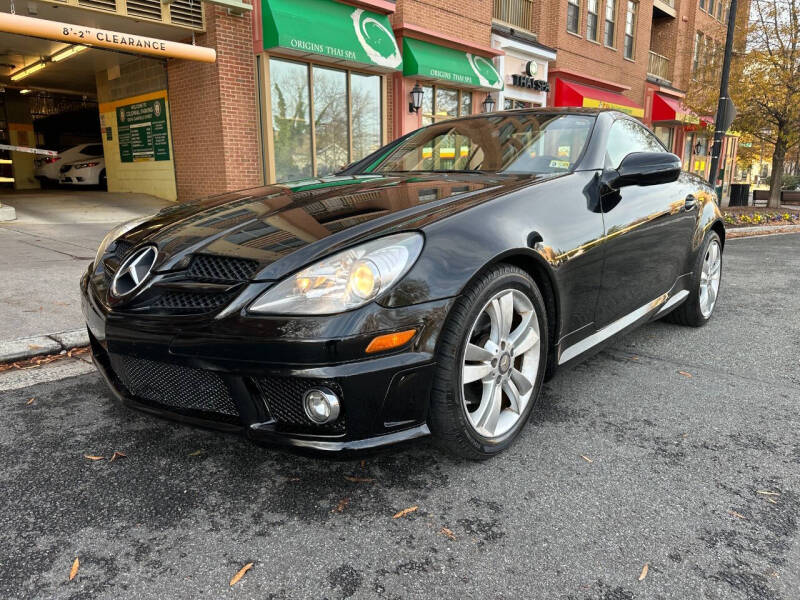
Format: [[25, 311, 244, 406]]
[[391, 0, 494, 46], [168, 3, 261, 202]]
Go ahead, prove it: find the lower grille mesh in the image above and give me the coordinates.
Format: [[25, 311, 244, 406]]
[[109, 354, 239, 421], [151, 291, 234, 310], [254, 376, 345, 433]]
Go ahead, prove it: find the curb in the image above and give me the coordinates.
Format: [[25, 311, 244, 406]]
[[0, 328, 89, 364], [727, 224, 800, 239]]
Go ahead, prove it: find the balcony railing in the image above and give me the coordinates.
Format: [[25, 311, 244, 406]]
[[647, 50, 671, 82], [655, 0, 675, 7], [61, 0, 205, 31], [493, 0, 535, 32]]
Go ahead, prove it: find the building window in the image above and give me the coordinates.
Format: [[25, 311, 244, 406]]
[[269, 57, 382, 182], [504, 98, 537, 109], [421, 86, 473, 125], [715, 0, 724, 19], [708, 0, 715, 17], [654, 125, 674, 152], [692, 32, 702, 74], [623, 1, 637, 59], [700, 0, 706, 11], [605, 0, 616, 46], [587, 0, 599, 41], [567, 0, 580, 33]]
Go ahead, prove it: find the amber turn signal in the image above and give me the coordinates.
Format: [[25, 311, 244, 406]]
[[365, 329, 417, 354]]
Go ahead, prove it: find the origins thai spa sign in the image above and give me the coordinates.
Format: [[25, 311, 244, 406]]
[[261, 0, 402, 70], [402, 38, 503, 90], [117, 99, 170, 163]]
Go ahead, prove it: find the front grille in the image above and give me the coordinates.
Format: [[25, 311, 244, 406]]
[[109, 354, 240, 422], [150, 290, 235, 310], [254, 376, 345, 433], [187, 254, 259, 283], [113, 240, 134, 261]]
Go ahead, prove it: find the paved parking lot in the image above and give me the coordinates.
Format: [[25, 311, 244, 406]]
[[1, 234, 798, 599]]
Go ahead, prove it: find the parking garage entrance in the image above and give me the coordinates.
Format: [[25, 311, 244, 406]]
[[0, 1, 216, 204]]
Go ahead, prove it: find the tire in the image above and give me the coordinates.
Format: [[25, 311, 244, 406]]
[[663, 231, 722, 327], [428, 264, 549, 459]]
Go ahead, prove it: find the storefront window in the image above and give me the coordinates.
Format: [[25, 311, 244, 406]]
[[313, 66, 348, 177], [504, 99, 535, 110], [270, 59, 312, 181], [654, 126, 674, 152], [351, 73, 381, 163], [269, 58, 383, 182], [421, 85, 473, 125]]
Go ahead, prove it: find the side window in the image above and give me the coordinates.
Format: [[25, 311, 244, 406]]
[[605, 119, 665, 168]]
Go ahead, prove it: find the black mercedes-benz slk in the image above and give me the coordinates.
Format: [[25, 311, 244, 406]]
[[82, 108, 724, 458]]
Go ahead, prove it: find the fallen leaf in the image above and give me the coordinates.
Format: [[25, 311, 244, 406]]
[[756, 490, 780, 496], [638, 563, 649, 581], [393, 506, 418, 519], [28, 344, 43, 350], [728, 510, 747, 520], [188, 450, 204, 457], [229, 562, 253, 587], [109, 451, 127, 462], [765, 497, 778, 504], [332, 498, 349, 513], [678, 371, 693, 378], [286, 476, 300, 482], [344, 476, 375, 483], [631, 356, 639, 361], [360, 460, 366, 468], [26, 397, 35, 405], [84, 455, 105, 461], [440, 527, 456, 541], [69, 557, 79, 581], [580, 455, 593, 463]]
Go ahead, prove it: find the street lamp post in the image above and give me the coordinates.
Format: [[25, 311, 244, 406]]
[[707, 0, 739, 192]]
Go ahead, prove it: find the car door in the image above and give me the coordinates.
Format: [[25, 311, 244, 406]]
[[594, 117, 697, 327]]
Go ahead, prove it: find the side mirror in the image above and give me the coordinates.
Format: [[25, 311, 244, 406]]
[[606, 152, 682, 188]]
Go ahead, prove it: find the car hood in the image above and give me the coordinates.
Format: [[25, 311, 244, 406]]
[[124, 172, 547, 281]]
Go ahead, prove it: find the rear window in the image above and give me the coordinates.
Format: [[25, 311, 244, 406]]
[[81, 144, 104, 157]]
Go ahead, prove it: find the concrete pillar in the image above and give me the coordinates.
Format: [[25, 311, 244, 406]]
[[5, 90, 40, 191]]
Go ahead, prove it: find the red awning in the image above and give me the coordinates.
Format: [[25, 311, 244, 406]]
[[652, 93, 700, 124], [553, 79, 644, 118]]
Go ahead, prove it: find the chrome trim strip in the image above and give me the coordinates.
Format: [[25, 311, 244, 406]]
[[558, 292, 670, 364], [654, 289, 689, 316]]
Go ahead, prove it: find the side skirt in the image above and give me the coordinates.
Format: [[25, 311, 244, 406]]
[[557, 288, 689, 365]]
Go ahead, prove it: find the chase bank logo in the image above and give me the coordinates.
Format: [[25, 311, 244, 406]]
[[351, 9, 402, 69]]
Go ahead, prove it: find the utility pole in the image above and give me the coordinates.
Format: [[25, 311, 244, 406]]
[[708, 0, 739, 193]]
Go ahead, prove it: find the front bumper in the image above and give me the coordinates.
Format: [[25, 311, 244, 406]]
[[81, 270, 452, 451]]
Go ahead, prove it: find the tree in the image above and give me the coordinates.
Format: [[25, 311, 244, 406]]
[[729, 0, 800, 207]]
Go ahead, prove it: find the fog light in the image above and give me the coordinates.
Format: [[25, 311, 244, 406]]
[[303, 387, 340, 424]]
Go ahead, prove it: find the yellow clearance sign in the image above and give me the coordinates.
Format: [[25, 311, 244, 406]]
[[581, 97, 645, 118], [0, 13, 216, 63]]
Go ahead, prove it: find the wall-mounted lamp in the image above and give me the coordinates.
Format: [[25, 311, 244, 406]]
[[409, 83, 424, 113], [694, 141, 703, 154], [482, 93, 496, 113]]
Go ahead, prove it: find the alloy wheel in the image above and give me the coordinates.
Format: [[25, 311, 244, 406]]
[[699, 239, 721, 318], [461, 289, 540, 439]]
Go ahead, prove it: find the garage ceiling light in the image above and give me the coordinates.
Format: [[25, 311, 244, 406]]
[[10, 61, 45, 81], [19, 88, 30, 94], [51, 44, 87, 63]]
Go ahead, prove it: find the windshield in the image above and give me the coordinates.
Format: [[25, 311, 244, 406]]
[[370, 113, 595, 175]]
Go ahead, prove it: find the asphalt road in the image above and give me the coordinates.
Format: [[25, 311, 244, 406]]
[[1, 233, 798, 600]]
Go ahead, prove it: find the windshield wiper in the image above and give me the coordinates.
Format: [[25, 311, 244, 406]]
[[426, 169, 486, 174]]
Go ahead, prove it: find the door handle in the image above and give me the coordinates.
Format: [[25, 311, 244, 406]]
[[683, 194, 697, 211]]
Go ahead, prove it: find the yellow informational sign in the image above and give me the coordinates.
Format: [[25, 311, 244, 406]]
[[582, 97, 645, 118], [0, 13, 216, 63], [557, 146, 571, 158]]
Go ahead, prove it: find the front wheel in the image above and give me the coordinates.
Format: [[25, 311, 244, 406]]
[[428, 265, 548, 459], [664, 231, 722, 327]]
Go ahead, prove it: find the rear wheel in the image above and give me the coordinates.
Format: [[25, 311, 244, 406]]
[[663, 231, 722, 327], [429, 265, 548, 459]]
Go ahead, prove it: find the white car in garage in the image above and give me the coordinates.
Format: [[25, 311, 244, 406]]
[[59, 155, 107, 188], [34, 143, 105, 185]]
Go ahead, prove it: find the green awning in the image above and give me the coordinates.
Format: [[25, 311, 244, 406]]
[[261, 0, 401, 70], [402, 38, 503, 90]]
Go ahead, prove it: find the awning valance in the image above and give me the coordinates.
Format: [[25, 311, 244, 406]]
[[402, 38, 503, 90], [554, 79, 643, 118], [652, 93, 700, 124], [261, 0, 401, 71]]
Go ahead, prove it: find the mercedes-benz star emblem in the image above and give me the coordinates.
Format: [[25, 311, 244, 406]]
[[111, 245, 157, 298]]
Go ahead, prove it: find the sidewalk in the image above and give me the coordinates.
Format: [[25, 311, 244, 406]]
[[0, 190, 171, 360]]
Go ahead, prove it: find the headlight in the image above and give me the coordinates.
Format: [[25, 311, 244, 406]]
[[248, 232, 424, 315], [92, 215, 154, 270]]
